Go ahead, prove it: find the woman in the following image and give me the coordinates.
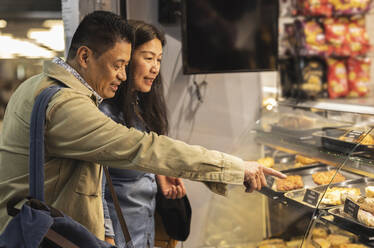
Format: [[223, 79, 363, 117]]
[[101, 20, 186, 247]]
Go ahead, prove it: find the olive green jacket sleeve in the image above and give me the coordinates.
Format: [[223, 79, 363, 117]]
[[45, 88, 245, 195]]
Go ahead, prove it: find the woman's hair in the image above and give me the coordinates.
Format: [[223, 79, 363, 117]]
[[67, 11, 133, 60], [114, 20, 168, 135]]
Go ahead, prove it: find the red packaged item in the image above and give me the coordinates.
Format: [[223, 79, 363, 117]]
[[303, 0, 333, 16], [347, 57, 371, 97], [302, 20, 328, 55], [324, 18, 350, 56], [347, 19, 370, 56], [327, 58, 349, 99]]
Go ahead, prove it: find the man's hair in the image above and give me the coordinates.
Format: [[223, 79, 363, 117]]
[[67, 11, 133, 60]]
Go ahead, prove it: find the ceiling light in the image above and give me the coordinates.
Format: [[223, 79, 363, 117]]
[[0, 33, 56, 59], [0, 19, 6, 28], [27, 24, 65, 51]]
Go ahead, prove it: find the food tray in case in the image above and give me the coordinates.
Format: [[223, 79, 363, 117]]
[[284, 177, 371, 209], [313, 128, 374, 154], [271, 121, 348, 139], [328, 206, 374, 237], [260, 164, 362, 199]]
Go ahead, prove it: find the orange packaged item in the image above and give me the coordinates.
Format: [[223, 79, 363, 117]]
[[347, 19, 370, 56], [327, 58, 349, 99], [347, 57, 371, 97], [324, 18, 350, 56]]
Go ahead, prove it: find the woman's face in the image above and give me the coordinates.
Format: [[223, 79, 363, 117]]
[[131, 38, 163, 93]]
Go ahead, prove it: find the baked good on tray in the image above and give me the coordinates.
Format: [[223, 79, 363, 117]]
[[312, 170, 346, 185], [321, 187, 361, 205], [257, 157, 274, 168], [278, 115, 316, 129], [276, 175, 304, 191], [327, 234, 351, 248], [296, 154, 317, 165]]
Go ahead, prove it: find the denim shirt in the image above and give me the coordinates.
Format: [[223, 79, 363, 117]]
[[100, 101, 157, 248]]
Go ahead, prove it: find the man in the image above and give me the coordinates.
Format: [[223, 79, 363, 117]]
[[0, 11, 285, 240]]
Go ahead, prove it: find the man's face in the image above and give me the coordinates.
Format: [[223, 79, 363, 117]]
[[85, 40, 131, 99]]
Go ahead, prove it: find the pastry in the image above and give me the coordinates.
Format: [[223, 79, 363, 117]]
[[339, 244, 369, 248], [296, 154, 317, 164], [276, 175, 304, 191], [357, 209, 374, 227], [312, 170, 346, 185], [258, 157, 275, 168], [278, 115, 315, 129], [327, 234, 351, 248], [321, 187, 361, 205], [258, 238, 287, 248], [360, 134, 374, 145], [312, 227, 329, 239], [365, 186, 374, 197], [313, 238, 332, 248]]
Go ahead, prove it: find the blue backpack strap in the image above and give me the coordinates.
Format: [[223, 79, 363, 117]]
[[29, 85, 62, 202]]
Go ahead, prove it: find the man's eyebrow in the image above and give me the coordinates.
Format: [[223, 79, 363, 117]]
[[115, 59, 129, 63]]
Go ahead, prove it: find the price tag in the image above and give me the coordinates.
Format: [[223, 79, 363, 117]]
[[303, 189, 320, 206], [343, 130, 363, 142], [266, 176, 275, 188], [343, 198, 359, 219]]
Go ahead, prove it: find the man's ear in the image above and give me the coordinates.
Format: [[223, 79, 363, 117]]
[[76, 46, 92, 69]]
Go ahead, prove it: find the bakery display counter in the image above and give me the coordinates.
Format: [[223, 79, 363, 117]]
[[254, 106, 374, 247]]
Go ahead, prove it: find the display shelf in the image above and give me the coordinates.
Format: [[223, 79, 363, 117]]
[[255, 130, 374, 178], [320, 214, 374, 246], [277, 93, 374, 115]]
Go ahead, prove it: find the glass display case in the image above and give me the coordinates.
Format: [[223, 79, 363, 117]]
[[254, 99, 374, 248]]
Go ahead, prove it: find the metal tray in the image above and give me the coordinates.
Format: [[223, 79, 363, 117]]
[[313, 128, 374, 154], [270, 125, 320, 139], [328, 206, 374, 236], [260, 164, 362, 199], [285, 177, 371, 209], [271, 122, 348, 139]]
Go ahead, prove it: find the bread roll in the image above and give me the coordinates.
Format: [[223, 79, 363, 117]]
[[357, 209, 374, 227], [339, 244, 369, 248], [365, 186, 374, 198], [258, 157, 275, 168], [312, 227, 329, 239], [314, 238, 332, 248], [296, 155, 317, 164], [327, 234, 351, 248]]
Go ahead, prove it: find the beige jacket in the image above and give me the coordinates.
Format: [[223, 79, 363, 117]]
[[0, 60, 245, 239]]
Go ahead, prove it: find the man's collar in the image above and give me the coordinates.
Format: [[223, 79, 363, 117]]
[[50, 57, 103, 104]]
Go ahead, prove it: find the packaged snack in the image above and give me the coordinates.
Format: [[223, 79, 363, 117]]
[[300, 20, 328, 56], [324, 18, 350, 56], [329, 0, 371, 15], [327, 58, 349, 99], [347, 19, 370, 56], [302, 0, 333, 16], [347, 57, 371, 97], [300, 58, 326, 96]]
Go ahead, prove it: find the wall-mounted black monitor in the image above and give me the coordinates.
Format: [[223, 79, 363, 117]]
[[181, 0, 278, 74]]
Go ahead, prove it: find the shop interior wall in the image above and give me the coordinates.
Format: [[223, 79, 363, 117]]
[[126, 1, 267, 247]]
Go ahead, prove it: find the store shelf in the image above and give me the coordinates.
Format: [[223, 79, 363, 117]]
[[255, 130, 374, 177], [278, 93, 374, 115]]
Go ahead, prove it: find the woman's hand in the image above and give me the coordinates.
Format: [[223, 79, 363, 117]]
[[156, 175, 186, 199]]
